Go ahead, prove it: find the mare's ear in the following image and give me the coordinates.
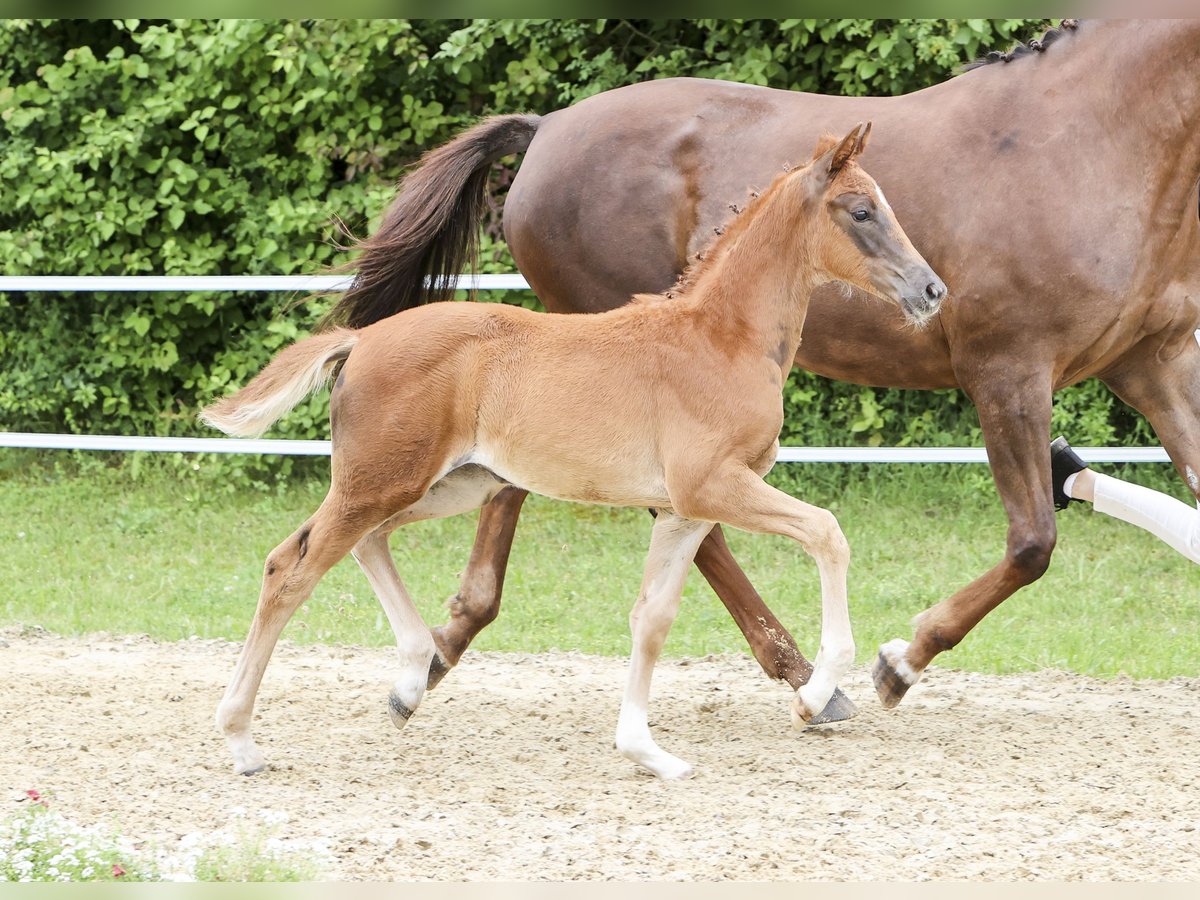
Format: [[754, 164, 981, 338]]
[[826, 122, 867, 177]]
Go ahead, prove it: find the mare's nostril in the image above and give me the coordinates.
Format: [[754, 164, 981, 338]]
[[925, 281, 946, 303]]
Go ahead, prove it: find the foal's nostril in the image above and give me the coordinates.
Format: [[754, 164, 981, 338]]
[[925, 281, 946, 304]]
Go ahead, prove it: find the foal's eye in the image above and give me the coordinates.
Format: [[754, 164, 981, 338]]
[[852, 209, 871, 222]]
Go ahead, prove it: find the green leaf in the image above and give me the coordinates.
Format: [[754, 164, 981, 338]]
[[0, 16, 1064, 480]]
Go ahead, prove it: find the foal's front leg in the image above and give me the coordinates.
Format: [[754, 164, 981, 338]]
[[676, 467, 855, 726], [616, 512, 715, 779], [426, 488, 858, 724], [692, 524, 858, 723]]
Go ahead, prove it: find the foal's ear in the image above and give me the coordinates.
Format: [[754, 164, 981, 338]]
[[854, 121, 872, 156], [827, 122, 869, 177]]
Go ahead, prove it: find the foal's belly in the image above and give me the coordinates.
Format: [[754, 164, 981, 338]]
[[468, 439, 672, 510]]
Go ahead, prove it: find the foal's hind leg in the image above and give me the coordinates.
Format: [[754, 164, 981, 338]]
[[352, 534, 437, 728], [354, 465, 509, 722], [216, 491, 383, 774], [617, 512, 714, 779]]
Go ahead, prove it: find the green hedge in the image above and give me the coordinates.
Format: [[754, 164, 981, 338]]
[[2, 18, 1149, 482]]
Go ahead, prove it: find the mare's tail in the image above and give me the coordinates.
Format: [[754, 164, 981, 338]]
[[200, 329, 360, 438], [323, 114, 542, 330]]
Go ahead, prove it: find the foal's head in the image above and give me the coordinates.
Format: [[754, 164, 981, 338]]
[[799, 123, 946, 325]]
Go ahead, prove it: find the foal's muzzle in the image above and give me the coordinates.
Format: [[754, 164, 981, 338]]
[[898, 271, 948, 325]]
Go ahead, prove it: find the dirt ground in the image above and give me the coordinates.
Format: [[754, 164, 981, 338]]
[[2, 627, 1199, 881]]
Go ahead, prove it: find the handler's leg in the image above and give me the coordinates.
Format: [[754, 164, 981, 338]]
[[1065, 466, 1200, 563]]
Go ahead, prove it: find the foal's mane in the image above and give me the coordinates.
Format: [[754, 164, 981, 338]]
[[644, 159, 806, 305], [961, 19, 1079, 72]]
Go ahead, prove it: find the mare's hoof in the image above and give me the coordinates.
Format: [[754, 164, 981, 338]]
[[388, 689, 416, 729], [807, 687, 858, 725], [239, 763, 267, 777], [425, 652, 451, 691], [872, 639, 921, 709]]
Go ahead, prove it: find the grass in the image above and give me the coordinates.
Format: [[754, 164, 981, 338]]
[[1, 459, 1197, 679]]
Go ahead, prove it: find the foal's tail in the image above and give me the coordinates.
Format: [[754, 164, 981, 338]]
[[200, 329, 359, 438], [322, 113, 542, 330]]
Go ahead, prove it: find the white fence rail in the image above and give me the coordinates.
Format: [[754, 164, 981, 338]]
[[0, 275, 1172, 464], [0, 274, 532, 293]]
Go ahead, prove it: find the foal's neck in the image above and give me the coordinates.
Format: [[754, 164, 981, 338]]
[[686, 174, 822, 370]]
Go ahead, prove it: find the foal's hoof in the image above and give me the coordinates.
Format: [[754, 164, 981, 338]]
[[807, 687, 858, 725], [387, 689, 416, 730], [872, 639, 922, 709], [226, 734, 267, 776], [656, 759, 695, 781]]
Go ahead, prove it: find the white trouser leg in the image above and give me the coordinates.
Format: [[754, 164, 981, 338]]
[[1088, 472, 1200, 564]]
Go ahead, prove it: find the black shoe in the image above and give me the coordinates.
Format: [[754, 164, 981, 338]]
[[1050, 436, 1088, 510]]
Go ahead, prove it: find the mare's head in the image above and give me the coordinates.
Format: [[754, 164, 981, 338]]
[[800, 123, 946, 326]]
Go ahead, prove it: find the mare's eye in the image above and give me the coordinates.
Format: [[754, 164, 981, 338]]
[[852, 209, 871, 222]]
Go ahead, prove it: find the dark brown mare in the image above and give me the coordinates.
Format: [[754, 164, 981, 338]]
[[324, 20, 1200, 713]]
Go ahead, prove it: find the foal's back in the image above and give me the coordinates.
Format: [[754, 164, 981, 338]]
[[333, 297, 782, 509]]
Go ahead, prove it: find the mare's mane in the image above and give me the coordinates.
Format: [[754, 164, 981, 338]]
[[961, 19, 1080, 72]]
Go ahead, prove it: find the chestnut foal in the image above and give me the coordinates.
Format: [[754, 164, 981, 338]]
[[202, 124, 945, 779]]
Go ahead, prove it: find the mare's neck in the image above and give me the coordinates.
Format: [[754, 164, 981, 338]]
[[1027, 21, 1200, 226]]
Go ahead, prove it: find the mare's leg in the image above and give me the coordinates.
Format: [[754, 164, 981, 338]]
[[676, 468, 855, 725], [873, 368, 1057, 707], [427, 487, 529, 688], [216, 489, 395, 774], [692, 525, 857, 723], [616, 512, 714, 779], [1101, 329, 1200, 521]]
